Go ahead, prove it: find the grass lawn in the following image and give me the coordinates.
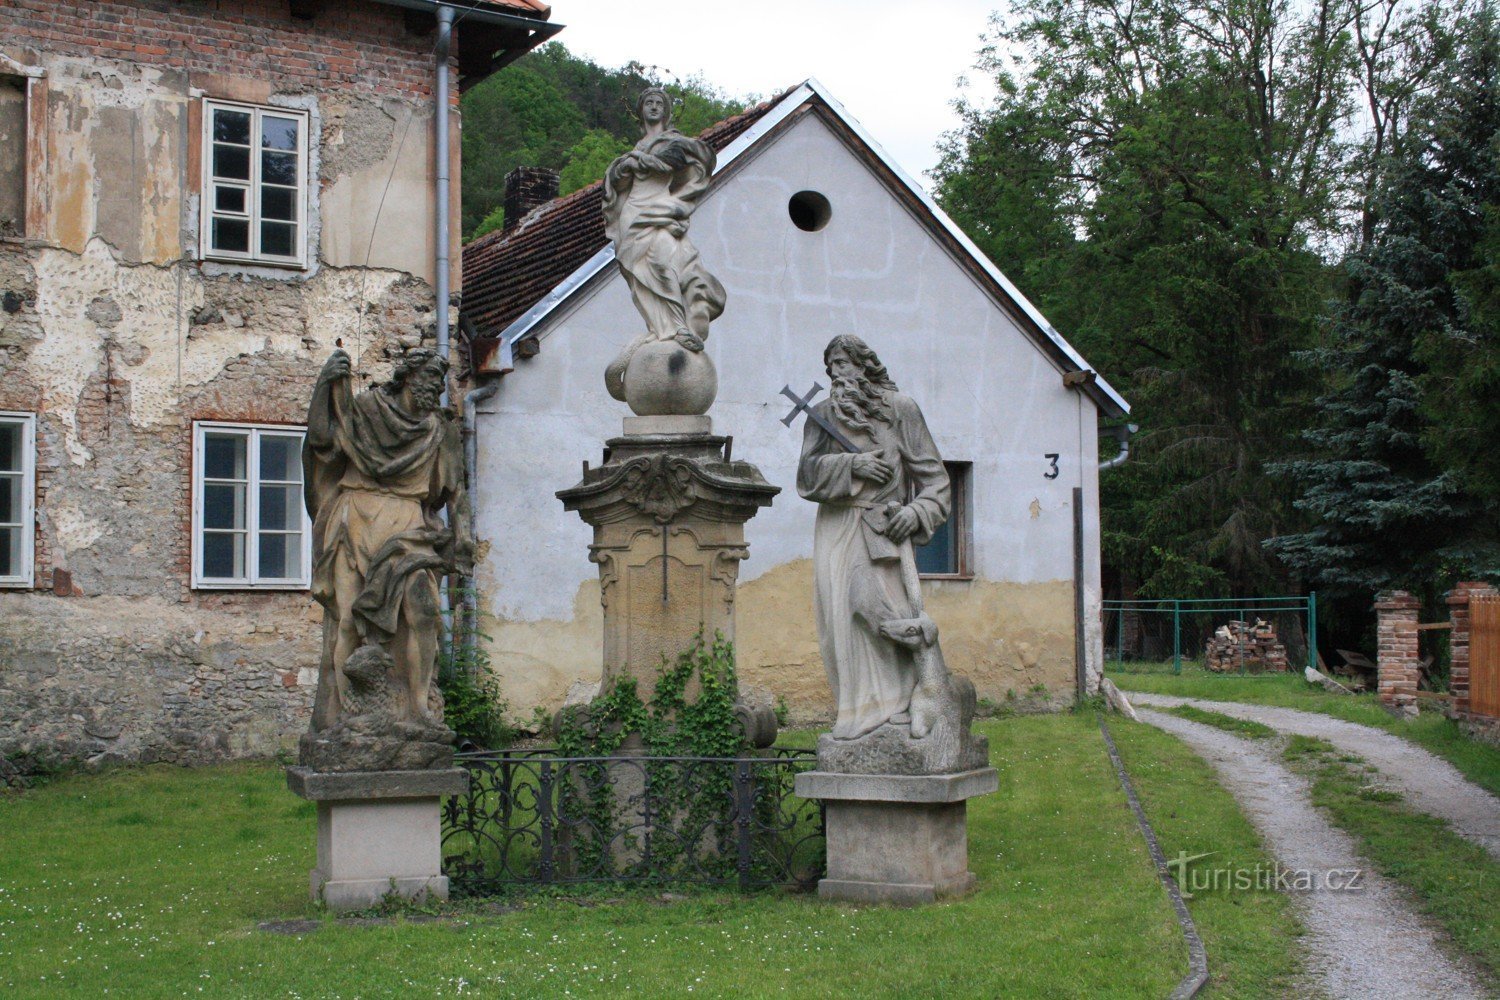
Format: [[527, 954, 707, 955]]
[[0, 713, 1308, 998], [1104, 718, 1308, 998], [1282, 736, 1500, 987], [1111, 667, 1500, 797], [1164, 705, 1277, 741]]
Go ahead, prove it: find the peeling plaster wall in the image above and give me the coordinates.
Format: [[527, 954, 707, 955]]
[[0, 1, 458, 769], [474, 112, 1109, 720]]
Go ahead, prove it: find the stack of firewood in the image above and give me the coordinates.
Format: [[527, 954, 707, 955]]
[[1203, 619, 1289, 673]]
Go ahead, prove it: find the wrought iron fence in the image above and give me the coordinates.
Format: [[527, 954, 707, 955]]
[[441, 747, 825, 894], [1102, 594, 1318, 675]]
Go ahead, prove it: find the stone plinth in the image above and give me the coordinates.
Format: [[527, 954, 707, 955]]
[[286, 766, 467, 911], [795, 768, 998, 905], [557, 422, 778, 694]]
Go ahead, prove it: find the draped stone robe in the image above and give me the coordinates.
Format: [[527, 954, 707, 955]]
[[601, 126, 727, 399], [797, 394, 950, 738], [302, 374, 464, 729]]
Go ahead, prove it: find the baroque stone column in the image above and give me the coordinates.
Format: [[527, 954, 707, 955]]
[[558, 417, 778, 698]]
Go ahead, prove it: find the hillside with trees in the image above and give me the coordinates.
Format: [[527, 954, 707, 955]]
[[460, 43, 751, 238]]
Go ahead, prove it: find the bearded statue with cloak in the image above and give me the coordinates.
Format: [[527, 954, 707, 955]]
[[298, 346, 474, 772], [601, 86, 726, 404], [797, 336, 953, 741]]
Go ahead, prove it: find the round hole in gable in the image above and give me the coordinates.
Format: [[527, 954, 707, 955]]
[[788, 190, 832, 232]]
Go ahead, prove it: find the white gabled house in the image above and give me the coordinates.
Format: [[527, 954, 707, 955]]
[[461, 79, 1129, 719]]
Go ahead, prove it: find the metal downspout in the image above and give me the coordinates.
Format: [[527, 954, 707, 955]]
[[435, 4, 454, 379], [1099, 423, 1138, 471], [435, 5, 455, 659], [460, 366, 503, 671]]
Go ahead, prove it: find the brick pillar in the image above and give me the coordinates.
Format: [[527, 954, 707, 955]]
[[1448, 581, 1498, 720], [502, 167, 559, 231], [1374, 590, 1420, 718]]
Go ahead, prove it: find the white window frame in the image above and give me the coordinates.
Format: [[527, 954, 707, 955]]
[[199, 99, 310, 268], [191, 421, 312, 590], [0, 411, 36, 588]]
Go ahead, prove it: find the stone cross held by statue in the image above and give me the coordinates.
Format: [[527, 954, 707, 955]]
[[779, 382, 858, 453]]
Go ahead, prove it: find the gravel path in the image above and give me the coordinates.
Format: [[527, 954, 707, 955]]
[[1130, 693, 1500, 861], [1136, 709, 1491, 1000]]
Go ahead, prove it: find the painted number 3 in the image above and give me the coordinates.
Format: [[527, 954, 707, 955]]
[[1043, 454, 1060, 479]]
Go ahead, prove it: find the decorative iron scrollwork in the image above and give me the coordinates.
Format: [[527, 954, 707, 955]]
[[441, 748, 825, 894]]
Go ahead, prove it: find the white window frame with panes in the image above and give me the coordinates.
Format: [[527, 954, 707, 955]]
[[200, 99, 310, 268], [191, 422, 312, 589], [0, 411, 36, 588]]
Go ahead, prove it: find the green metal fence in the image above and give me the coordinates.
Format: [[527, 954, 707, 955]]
[[1102, 594, 1317, 676]]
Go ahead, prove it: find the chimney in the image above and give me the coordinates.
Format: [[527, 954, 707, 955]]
[[503, 167, 559, 231]]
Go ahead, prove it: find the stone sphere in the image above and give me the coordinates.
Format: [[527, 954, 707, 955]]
[[624, 340, 717, 415]]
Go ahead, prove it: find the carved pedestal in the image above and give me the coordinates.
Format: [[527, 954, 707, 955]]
[[795, 768, 999, 905], [557, 418, 778, 694]]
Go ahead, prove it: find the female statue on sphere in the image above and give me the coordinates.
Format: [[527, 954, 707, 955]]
[[601, 86, 726, 403]]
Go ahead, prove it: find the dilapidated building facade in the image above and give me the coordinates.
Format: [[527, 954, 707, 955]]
[[0, 0, 557, 771]]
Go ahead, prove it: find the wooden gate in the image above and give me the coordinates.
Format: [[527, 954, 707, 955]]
[[1471, 594, 1500, 719]]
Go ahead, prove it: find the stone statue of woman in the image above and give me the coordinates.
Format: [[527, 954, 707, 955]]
[[601, 86, 726, 411]]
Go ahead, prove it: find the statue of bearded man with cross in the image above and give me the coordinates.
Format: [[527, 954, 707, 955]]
[[795, 335, 954, 741]]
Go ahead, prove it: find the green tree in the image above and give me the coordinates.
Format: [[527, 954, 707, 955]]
[[936, 0, 1355, 596], [461, 59, 585, 235], [1270, 9, 1500, 594], [1414, 13, 1500, 511], [558, 128, 629, 195]]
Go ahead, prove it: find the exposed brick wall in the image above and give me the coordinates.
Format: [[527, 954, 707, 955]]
[[1374, 590, 1420, 718], [6, 0, 447, 99]]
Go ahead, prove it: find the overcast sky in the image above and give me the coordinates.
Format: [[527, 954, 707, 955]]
[[532, 0, 1003, 188]]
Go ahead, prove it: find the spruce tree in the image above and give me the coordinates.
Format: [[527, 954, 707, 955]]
[[1269, 11, 1500, 595]]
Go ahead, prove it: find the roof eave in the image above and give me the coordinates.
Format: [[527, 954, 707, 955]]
[[364, 0, 564, 88]]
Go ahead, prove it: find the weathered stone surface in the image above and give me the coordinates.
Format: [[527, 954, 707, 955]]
[[296, 643, 455, 773], [797, 770, 996, 904], [558, 432, 777, 700], [300, 348, 473, 771], [285, 765, 468, 801], [0, 594, 316, 772], [1100, 676, 1140, 720], [622, 414, 713, 437], [308, 796, 450, 911], [602, 88, 725, 414], [816, 722, 990, 779], [795, 767, 999, 804], [795, 335, 991, 774], [621, 340, 718, 416]]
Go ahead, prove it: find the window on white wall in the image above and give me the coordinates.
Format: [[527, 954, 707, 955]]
[[0, 412, 35, 588], [201, 100, 309, 267], [916, 461, 972, 578], [192, 422, 311, 589]]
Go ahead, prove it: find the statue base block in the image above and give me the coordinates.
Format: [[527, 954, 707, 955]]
[[795, 768, 998, 905], [286, 767, 468, 911]]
